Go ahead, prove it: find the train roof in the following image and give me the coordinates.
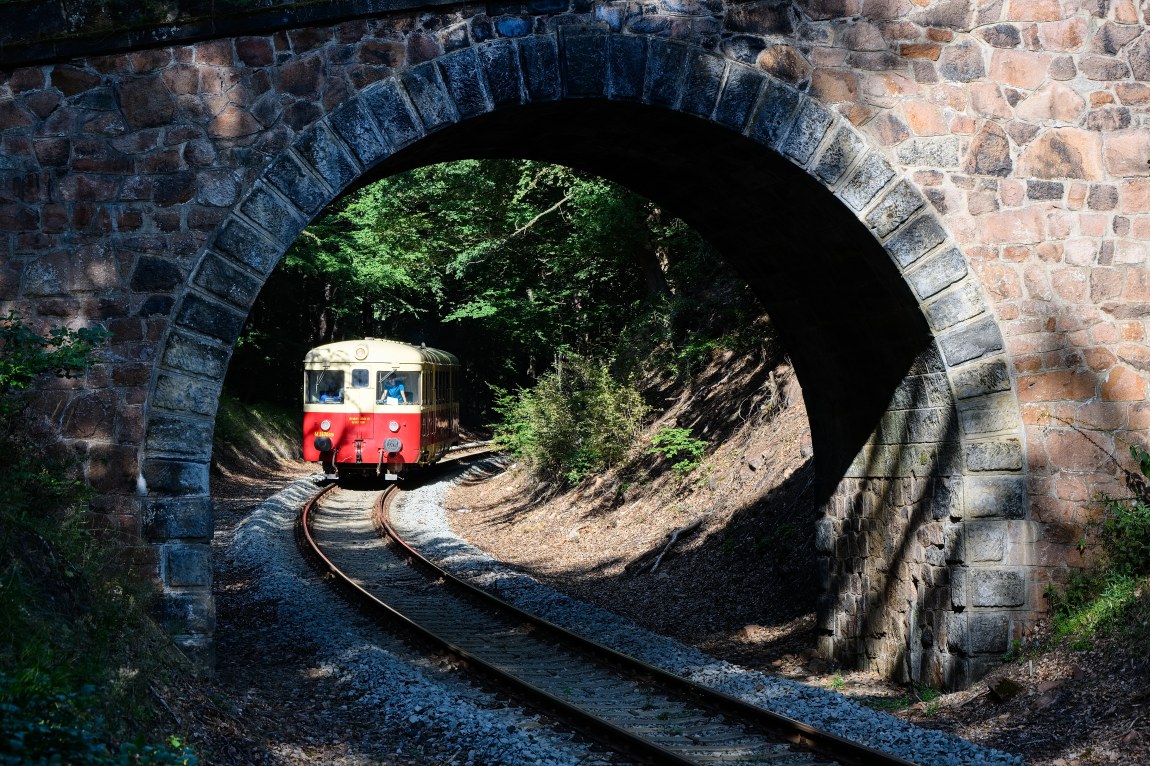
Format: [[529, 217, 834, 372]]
[[303, 338, 459, 367]]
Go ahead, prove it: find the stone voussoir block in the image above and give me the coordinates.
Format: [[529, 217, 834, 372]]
[[213, 218, 282, 276], [296, 122, 360, 196], [437, 46, 494, 119], [965, 437, 1023, 473], [906, 246, 968, 300], [163, 542, 213, 588], [152, 371, 221, 419], [814, 124, 866, 187], [925, 281, 988, 332], [239, 182, 307, 248], [161, 330, 231, 379], [329, 98, 391, 168], [142, 495, 213, 541], [780, 97, 834, 166], [559, 26, 607, 100], [606, 33, 646, 101], [957, 392, 1021, 436], [192, 253, 262, 310], [644, 38, 690, 109], [145, 413, 214, 458], [969, 567, 1026, 607], [176, 292, 245, 344], [518, 34, 561, 103], [479, 38, 525, 107], [713, 62, 762, 132], [885, 214, 947, 270], [938, 316, 1005, 367], [964, 475, 1027, 519], [745, 76, 801, 151], [263, 152, 329, 216], [866, 179, 926, 239], [890, 372, 953, 410], [680, 46, 725, 119], [401, 62, 459, 132], [840, 151, 897, 211], [362, 77, 426, 152], [143, 456, 210, 497]]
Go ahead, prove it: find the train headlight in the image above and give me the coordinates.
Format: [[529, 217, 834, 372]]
[[320, 419, 331, 431], [389, 420, 400, 432], [383, 437, 402, 453]]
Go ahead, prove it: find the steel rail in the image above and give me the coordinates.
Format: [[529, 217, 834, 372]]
[[377, 486, 920, 766], [298, 483, 710, 766]]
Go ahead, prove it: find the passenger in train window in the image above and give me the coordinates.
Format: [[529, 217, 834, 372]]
[[382, 372, 406, 405]]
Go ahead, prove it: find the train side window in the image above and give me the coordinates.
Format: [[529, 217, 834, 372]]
[[351, 368, 369, 387], [307, 370, 344, 403], [378, 371, 419, 404]]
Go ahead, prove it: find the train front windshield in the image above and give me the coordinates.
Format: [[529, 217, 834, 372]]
[[306, 370, 345, 403], [377, 371, 419, 404]]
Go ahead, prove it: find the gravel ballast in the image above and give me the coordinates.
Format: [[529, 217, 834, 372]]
[[222, 476, 621, 766], [389, 463, 1028, 766]]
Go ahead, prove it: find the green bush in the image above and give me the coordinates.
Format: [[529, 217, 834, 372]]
[[0, 314, 195, 766], [1046, 444, 1150, 649], [491, 354, 648, 485], [648, 427, 708, 476]]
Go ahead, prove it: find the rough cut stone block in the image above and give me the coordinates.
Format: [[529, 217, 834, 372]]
[[815, 517, 836, 553], [780, 97, 833, 164], [401, 63, 457, 132], [965, 521, 1006, 562], [560, 28, 607, 99], [362, 78, 425, 151], [965, 438, 1024, 472], [866, 180, 925, 238], [480, 39, 523, 107], [931, 476, 962, 520], [159, 590, 215, 634], [897, 136, 960, 167], [518, 35, 560, 102], [264, 154, 327, 215], [885, 214, 946, 269], [907, 246, 967, 300], [965, 475, 1027, 518], [969, 612, 1009, 653], [162, 331, 230, 380], [815, 126, 866, 186], [746, 77, 801, 149], [142, 496, 213, 541], [951, 357, 1011, 399], [950, 565, 968, 608], [946, 611, 969, 654], [146, 414, 214, 458], [438, 47, 491, 119], [645, 39, 689, 108], [970, 568, 1025, 607], [144, 457, 211, 496], [607, 34, 646, 101], [164, 543, 212, 588], [193, 253, 262, 310], [926, 282, 988, 331], [153, 372, 221, 418], [938, 316, 1005, 366], [958, 394, 1020, 435], [876, 407, 955, 444], [841, 152, 896, 210], [908, 344, 946, 375], [890, 373, 953, 409], [214, 219, 280, 274], [296, 123, 359, 194], [714, 64, 761, 131], [177, 294, 245, 344], [130, 256, 182, 291], [680, 48, 725, 118], [329, 99, 390, 167], [239, 183, 306, 246]]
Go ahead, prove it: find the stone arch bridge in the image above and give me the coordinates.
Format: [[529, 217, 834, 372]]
[[0, 0, 1146, 689]]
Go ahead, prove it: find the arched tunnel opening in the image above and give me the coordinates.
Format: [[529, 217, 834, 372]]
[[213, 96, 943, 679]]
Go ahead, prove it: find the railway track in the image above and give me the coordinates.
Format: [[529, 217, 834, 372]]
[[298, 481, 919, 766]]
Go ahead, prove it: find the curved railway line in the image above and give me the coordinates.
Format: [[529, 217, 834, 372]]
[[297, 478, 920, 766]]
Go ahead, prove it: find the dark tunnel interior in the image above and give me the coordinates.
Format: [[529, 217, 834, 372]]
[[348, 99, 935, 496]]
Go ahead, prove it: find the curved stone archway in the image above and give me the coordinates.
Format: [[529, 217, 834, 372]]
[[139, 30, 1029, 688]]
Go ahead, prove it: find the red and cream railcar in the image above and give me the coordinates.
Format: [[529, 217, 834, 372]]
[[302, 338, 460, 479]]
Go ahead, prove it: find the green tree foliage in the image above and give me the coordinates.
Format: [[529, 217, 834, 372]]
[[0, 314, 195, 765], [228, 159, 759, 412], [492, 353, 648, 485]]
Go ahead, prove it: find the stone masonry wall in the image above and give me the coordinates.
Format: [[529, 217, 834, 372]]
[[0, 0, 1146, 681]]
